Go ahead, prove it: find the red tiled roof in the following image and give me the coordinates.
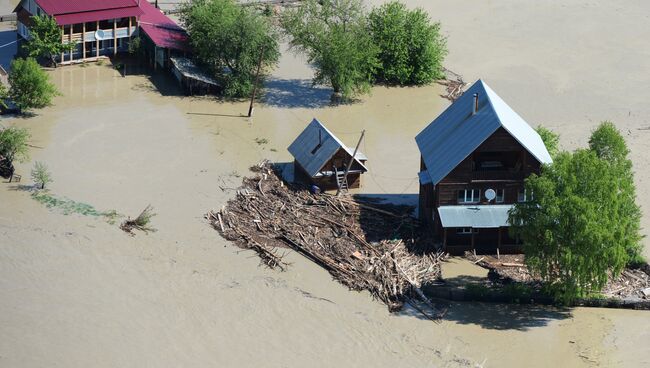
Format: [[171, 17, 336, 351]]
[[138, 0, 189, 52]]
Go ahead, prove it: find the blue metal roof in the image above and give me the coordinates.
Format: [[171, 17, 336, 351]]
[[288, 118, 367, 177], [438, 205, 513, 228], [415, 80, 552, 186]]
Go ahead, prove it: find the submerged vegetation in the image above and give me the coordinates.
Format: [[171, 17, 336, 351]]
[[31, 191, 121, 223], [510, 121, 643, 304]]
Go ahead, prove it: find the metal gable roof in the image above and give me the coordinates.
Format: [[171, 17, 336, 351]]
[[415, 79, 552, 186], [438, 205, 513, 228], [288, 118, 367, 177]]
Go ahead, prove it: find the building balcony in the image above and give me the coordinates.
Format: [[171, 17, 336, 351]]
[[471, 169, 524, 181], [64, 26, 137, 43]]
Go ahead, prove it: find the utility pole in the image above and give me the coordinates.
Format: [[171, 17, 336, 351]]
[[247, 44, 265, 118], [336, 130, 365, 196]]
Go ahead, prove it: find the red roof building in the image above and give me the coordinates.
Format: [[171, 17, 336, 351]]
[[14, 0, 188, 65]]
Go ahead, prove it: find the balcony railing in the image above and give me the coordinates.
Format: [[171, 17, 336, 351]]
[[472, 170, 524, 181], [64, 26, 137, 43]]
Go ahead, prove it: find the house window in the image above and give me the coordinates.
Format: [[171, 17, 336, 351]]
[[518, 189, 533, 202], [496, 189, 505, 203], [457, 228, 478, 234], [458, 189, 480, 204]]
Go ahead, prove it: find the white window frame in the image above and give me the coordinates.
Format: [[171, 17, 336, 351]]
[[457, 227, 479, 234], [518, 189, 533, 202], [458, 189, 481, 204], [496, 189, 505, 203]]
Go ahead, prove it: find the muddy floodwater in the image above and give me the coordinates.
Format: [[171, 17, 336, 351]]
[[2, 0, 650, 367]]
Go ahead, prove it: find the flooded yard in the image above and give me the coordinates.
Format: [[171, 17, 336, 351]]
[[1, 0, 650, 367]]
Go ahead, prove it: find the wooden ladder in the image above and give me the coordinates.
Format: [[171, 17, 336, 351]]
[[334, 167, 348, 192]]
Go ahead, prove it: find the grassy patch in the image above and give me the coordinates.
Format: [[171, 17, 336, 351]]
[[31, 191, 122, 223], [254, 137, 269, 145]]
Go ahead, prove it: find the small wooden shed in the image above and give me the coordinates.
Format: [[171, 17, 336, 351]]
[[288, 119, 368, 191]]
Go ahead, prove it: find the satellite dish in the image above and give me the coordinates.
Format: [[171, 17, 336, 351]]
[[95, 29, 106, 40], [485, 188, 496, 201]]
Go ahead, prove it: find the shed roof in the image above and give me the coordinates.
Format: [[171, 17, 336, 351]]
[[415, 80, 552, 186], [288, 118, 367, 177], [438, 205, 513, 228], [139, 0, 189, 51], [170, 57, 219, 86]]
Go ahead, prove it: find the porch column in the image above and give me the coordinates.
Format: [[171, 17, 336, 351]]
[[96, 21, 99, 58], [128, 17, 132, 37], [113, 19, 117, 55], [471, 230, 476, 256], [60, 25, 64, 62], [82, 22, 86, 60], [497, 227, 502, 259], [443, 228, 447, 249], [69, 25, 73, 62]]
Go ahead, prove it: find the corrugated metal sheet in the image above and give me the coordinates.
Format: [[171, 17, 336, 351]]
[[36, 0, 138, 15], [139, 0, 189, 52], [288, 118, 367, 177], [55, 7, 143, 26], [418, 170, 432, 185], [438, 205, 513, 228], [415, 80, 552, 186]]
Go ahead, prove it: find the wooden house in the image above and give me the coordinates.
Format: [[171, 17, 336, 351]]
[[288, 119, 368, 191], [415, 80, 552, 255], [14, 0, 188, 66]]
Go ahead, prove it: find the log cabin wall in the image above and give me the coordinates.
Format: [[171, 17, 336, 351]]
[[435, 127, 541, 207]]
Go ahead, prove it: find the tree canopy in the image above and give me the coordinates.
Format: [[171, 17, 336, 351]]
[[0, 126, 30, 177], [281, 0, 379, 100], [509, 121, 643, 303], [22, 15, 74, 66], [8, 58, 59, 112], [369, 1, 446, 85], [180, 0, 280, 98]]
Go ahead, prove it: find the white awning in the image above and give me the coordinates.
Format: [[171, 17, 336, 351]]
[[438, 205, 513, 228]]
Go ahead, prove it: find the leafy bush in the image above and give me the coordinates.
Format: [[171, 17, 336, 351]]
[[8, 58, 59, 112], [369, 1, 447, 85], [281, 0, 379, 100]]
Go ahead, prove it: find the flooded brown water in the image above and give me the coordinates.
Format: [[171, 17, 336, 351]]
[[2, 0, 650, 367]]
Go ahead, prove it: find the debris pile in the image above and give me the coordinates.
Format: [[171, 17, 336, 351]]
[[438, 68, 467, 102], [207, 161, 445, 316], [466, 252, 650, 300], [121, 205, 157, 235]]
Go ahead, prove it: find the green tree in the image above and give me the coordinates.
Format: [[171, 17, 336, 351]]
[[8, 58, 59, 112], [180, 0, 280, 98], [31, 161, 52, 189], [509, 149, 636, 304], [281, 0, 379, 100], [22, 15, 75, 67], [0, 126, 30, 177], [369, 1, 446, 85], [536, 125, 560, 159], [589, 121, 643, 262]]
